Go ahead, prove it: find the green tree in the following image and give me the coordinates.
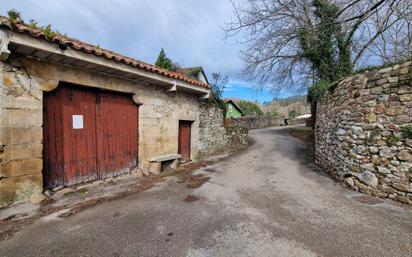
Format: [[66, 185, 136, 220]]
[[208, 72, 228, 113], [155, 48, 173, 70], [210, 73, 228, 101], [238, 100, 263, 116], [288, 110, 298, 118], [202, 72, 228, 118], [299, 0, 354, 126], [298, 0, 353, 84]]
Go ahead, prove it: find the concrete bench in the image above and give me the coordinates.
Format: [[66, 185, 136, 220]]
[[148, 154, 181, 174]]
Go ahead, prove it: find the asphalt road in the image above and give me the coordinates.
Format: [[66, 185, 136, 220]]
[[1, 126, 411, 257]]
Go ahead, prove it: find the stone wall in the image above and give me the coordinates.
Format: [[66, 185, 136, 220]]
[[229, 116, 283, 130], [316, 61, 412, 204], [0, 61, 44, 207], [198, 101, 248, 157]]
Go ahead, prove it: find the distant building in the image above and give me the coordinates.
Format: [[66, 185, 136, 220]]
[[224, 100, 243, 118], [176, 67, 209, 84]]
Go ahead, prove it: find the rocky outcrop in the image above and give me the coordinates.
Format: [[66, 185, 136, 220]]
[[316, 61, 412, 204], [260, 96, 310, 118]]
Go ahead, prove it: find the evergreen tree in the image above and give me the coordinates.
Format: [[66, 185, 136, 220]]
[[155, 48, 173, 70]]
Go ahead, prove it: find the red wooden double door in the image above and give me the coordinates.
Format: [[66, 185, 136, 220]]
[[43, 84, 138, 189]]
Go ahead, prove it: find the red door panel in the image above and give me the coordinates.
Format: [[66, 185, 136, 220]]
[[178, 121, 191, 162], [43, 89, 65, 188], [97, 91, 138, 178], [61, 87, 98, 185]]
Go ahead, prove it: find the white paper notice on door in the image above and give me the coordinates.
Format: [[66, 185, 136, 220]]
[[72, 115, 84, 129]]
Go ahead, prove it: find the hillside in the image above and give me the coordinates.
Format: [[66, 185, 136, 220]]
[[259, 95, 310, 118]]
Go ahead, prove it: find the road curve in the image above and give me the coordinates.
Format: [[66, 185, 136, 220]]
[[1, 126, 411, 257]]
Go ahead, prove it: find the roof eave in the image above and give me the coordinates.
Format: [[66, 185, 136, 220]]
[[0, 28, 210, 96]]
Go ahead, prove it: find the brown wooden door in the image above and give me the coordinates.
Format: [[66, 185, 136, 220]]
[[43, 84, 138, 188], [97, 91, 138, 178], [178, 121, 192, 162]]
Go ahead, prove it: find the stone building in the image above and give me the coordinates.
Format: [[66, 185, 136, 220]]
[[0, 17, 246, 207]]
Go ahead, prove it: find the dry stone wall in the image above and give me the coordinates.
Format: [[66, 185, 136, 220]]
[[229, 116, 283, 130], [198, 101, 248, 157], [316, 61, 412, 204]]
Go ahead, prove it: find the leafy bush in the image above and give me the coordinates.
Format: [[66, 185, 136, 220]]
[[307, 80, 333, 128], [7, 9, 24, 23], [307, 80, 332, 106], [41, 24, 56, 40], [388, 135, 401, 146], [237, 100, 263, 116], [28, 19, 38, 30]]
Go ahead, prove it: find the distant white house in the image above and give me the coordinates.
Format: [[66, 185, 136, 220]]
[[294, 114, 311, 119]]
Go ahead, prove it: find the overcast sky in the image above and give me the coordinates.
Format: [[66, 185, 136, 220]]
[[0, 0, 296, 102]]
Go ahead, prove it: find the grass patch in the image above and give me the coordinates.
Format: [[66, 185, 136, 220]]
[[388, 135, 401, 146], [288, 127, 315, 144]]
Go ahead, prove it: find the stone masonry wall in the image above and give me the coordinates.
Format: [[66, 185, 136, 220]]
[[316, 61, 412, 204], [0, 61, 44, 207], [229, 116, 283, 130], [198, 101, 248, 158]]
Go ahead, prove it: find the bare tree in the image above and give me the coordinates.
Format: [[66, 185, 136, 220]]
[[364, 1, 412, 64], [226, 0, 412, 91]]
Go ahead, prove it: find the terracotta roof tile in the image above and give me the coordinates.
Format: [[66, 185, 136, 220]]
[[0, 16, 210, 89]]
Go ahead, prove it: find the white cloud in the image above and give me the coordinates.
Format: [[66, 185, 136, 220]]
[[0, 0, 242, 78]]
